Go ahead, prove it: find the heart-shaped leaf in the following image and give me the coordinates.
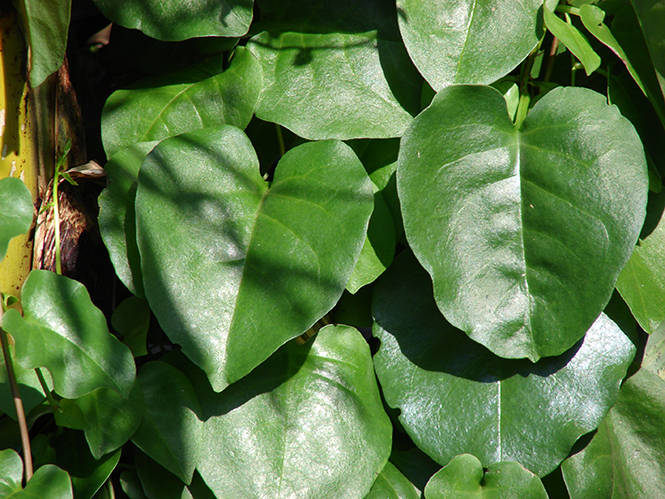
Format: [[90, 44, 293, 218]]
[[2, 271, 135, 399], [561, 368, 665, 498], [424, 454, 548, 499], [131, 362, 203, 484], [365, 461, 420, 499], [136, 126, 373, 391], [194, 325, 391, 499], [617, 210, 665, 334], [0, 177, 33, 262], [9, 464, 73, 499], [92, 0, 253, 41], [101, 48, 261, 158], [98, 142, 158, 297], [248, 29, 420, 140], [372, 251, 635, 477], [398, 85, 648, 361], [396, 0, 544, 90]]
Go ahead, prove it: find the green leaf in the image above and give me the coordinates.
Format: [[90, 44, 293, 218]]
[[561, 368, 665, 497], [134, 450, 187, 499], [56, 383, 144, 460], [424, 454, 548, 499], [543, 5, 601, 75], [17, 0, 71, 87], [132, 362, 203, 484], [579, 4, 644, 89], [98, 142, 158, 297], [51, 431, 120, 499], [2, 270, 135, 399], [91, 0, 253, 41], [112, 297, 150, 357], [397, 0, 544, 90], [630, 0, 665, 109], [610, 2, 665, 126], [365, 461, 420, 499], [616, 211, 665, 334], [0, 177, 33, 262], [347, 189, 396, 293], [247, 30, 420, 140], [101, 48, 261, 158], [371, 251, 636, 477], [196, 325, 392, 499], [12, 465, 73, 499], [643, 322, 665, 380], [136, 127, 373, 391], [397, 85, 648, 361], [0, 449, 22, 496], [120, 470, 149, 499]]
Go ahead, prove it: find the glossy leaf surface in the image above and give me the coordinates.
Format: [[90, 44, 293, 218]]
[[12, 465, 73, 499], [20, 0, 71, 87], [2, 271, 135, 399], [0, 177, 33, 262], [136, 127, 373, 391], [101, 48, 261, 158], [617, 211, 665, 334], [372, 252, 635, 476], [248, 30, 420, 140], [98, 142, 158, 297], [132, 362, 203, 484], [562, 368, 665, 498], [92, 0, 253, 41], [424, 454, 548, 499], [397, 0, 543, 90], [398, 85, 647, 360], [0, 449, 22, 496], [365, 461, 420, 499], [196, 325, 392, 499]]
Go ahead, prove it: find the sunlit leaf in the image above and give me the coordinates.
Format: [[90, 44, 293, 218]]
[[398, 85, 647, 360], [248, 30, 420, 140], [424, 454, 548, 499], [92, 0, 253, 41], [0, 449, 22, 496], [13, 464, 73, 499], [617, 211, 665, 334], [562, 368, 665, 497], [101, 48, 261, 158], [543, 4, 601, 75], [372, 251, 635, 477], [195, 325, 392, 499], [136, 127, 373, 391], [397, 0, 544, 90], [2, 271, 135, 399], [18, 0, 71, 87], [365, 461, 420, 499], [0, 178, 33, 263]]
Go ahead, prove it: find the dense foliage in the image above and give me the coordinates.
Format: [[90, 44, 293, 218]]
[[1, 0, 665, 497]]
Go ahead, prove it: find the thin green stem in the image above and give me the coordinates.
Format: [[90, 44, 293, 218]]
[[35, 368, 59, 412], [514, 92, 531, 129], [275, 123, 286, 157], [0, 307, 32, 481], [107, 479, 116, 499], [52, 174, 62, 276], [555, 5, 580, 16], [543, 36, 559, 83]]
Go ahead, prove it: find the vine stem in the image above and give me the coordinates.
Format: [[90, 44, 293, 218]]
[[0, 306, 33, 481], [543, 36, 560, 84], [275, 123, 286, 157]]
